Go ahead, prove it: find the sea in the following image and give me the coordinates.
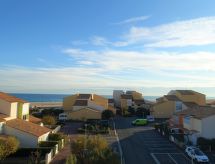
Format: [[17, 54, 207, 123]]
[[11, 93, 159, 102]]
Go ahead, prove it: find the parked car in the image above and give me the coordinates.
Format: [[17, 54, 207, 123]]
[[146, 115, 155, 122], [132, 119, 147, 126], [58, 113, 67, 121], [185, 146, 209, 163]]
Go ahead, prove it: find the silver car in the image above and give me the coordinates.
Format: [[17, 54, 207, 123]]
[[185, 146, 209, 163]]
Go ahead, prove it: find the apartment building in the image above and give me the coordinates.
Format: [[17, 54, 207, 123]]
[[170, 106, 215, 145], [151, 90, 206, 118], [168, 90, 206, 106], [151, 95, 183, 118], [63, 93, 110, 120]]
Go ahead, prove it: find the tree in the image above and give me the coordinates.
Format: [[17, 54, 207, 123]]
[[28, 150, 41, 164], [48, 133, 64, 141], [71, 135, 120, 164], [136, 107, 150, 117], [101, 110, 114, 120], [0, 136, 19, 160], [42, 115, 56, 125], [128, 106, 135, 115]]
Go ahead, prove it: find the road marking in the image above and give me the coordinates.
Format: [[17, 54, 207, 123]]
[[150, 153, 160, 164], [152, 153, 183, 155], [149, 148, 178, 150], [112, 118, 125, 164], [168, 153, 178, 164]]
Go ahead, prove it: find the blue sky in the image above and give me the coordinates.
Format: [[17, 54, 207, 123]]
[[1, 0, 215, 97]]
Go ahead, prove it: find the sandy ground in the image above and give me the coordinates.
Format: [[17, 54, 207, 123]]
[[30, 102, 62, 108]]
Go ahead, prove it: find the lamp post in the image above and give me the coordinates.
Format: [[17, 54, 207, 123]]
[[84, 124, 87, 154]]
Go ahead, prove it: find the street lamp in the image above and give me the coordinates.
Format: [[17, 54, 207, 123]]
[[84, 124, 88, 154]]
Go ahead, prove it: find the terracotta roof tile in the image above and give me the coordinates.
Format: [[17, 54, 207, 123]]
[[0, 92, 27, 103], [29, 115, 42, 124], [6, 119, 51, 137]]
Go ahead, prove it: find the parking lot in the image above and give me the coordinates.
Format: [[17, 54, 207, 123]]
[[114, 116, 192, 164]]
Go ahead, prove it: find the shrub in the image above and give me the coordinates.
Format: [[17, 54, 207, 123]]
[[197, 137, 211, 151], [28, 150, 42, 164], [123, 110, 131, 117], [66, 154, 77, 164], [77, 128, 85, 134], [102, 110, 114, 120], [39, 141, 58, 147], [0, 136, 19, 160], [154, 123, 161, 130], [128, 106, 135, 115], [42, 115, 56, 125], [71, 135, 120, 164], [48, 133, 64, 141]]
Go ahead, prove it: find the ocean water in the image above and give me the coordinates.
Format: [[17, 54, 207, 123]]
[[11, 93, 159, 102]]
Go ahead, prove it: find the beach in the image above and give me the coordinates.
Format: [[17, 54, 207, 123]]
[[30, 102, 63, 108]]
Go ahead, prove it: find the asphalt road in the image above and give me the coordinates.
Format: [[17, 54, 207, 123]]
[[114, 116, 192, 164]]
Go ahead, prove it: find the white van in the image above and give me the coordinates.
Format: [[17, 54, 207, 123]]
[[59, 113, 67, 121]]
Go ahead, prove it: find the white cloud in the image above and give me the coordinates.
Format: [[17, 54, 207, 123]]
[[124, 16, 215, 47], [114, 16, 150, 25], [90, 36, 110, 46], [63, 48, 215, 72]]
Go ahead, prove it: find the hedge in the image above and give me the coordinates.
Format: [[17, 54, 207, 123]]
[[48, 133, 64, 141], [8, 148, 52, 158], [39, 141, 58, 147], [197, 137, 215, 151]]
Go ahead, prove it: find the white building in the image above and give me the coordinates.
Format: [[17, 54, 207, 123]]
[[113, 90, 124, 108], [173, 106, 215, 145], [0, 92, 51, 148]]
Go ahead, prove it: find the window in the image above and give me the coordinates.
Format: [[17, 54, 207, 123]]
[[22, 115, 27, 120]]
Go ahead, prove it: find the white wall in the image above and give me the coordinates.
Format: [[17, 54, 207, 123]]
[[0, 122, 4, 133], [192, 118, 202, 134], [4, 125, 39, 147], [113, 90, 124, 108], [183, 116, 191, 130], [0, 99, 14, 116], [127, 99, 132, 107], [202, 115, 215, 139], [38, 132, 50, 142], [22, 103, 29, 115], [10, 102, 18, 118]]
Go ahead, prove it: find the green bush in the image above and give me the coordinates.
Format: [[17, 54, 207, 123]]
[[71, 135, 120, 164], [0, 136, 19, 160], [78, 128, 85, 133], [197, 137, 212, 151], [42, 115, 56, 125], [66, 154, 77, 164], [48, 133, 64, 141], [154, 123, 162, 131], [8, 148, 51, 158], [39, 141, 58, 147], [102, 110, 114, 120], [123, 110, 131, 117]]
